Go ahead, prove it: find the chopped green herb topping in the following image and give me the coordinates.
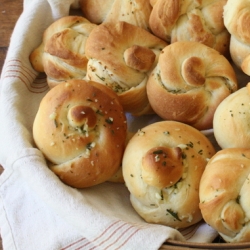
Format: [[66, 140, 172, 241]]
[[105, 118, 113, 124], [96, 110, 104, 116], [186, 142, 194, 148], [153, 150, 164, 154], [236, 195, 241, 204], [54, 120, 58, 128], [95, 74, 105, 81], [167, 209, 182, 221], [198, 150, 203, 155]]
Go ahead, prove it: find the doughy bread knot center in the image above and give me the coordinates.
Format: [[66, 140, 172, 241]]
[[123, 45, 156, 72], [67, 105, 97, 128], [141, 146, 183, 189], [182, 56, 206, 86]]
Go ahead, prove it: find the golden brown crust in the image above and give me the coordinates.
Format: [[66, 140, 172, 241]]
[[123, 45, 156, 72], [29, 16, 96, 87], [199, 148, 250, 242], [146, 41, 238, 130], [224, 0, 250, 73], [33, 79, 127, 188], [122, 121, 215, 228], [85, 21, 168, 116], [79, 0, 152, 30], [213, 83, 250, 149], [149, 0, 230, 56], [141, 146, 183, 189], [149, 0, 181, 41]]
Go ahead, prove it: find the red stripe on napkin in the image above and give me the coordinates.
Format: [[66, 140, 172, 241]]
[[62, 220, 141, 250], [1, 59, 49, 93]]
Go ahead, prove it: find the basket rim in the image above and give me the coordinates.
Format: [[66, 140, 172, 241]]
[[162, 239, 250, 249]]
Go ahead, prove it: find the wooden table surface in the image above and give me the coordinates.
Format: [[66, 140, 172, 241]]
[[0, 0, 23, 74], [0, 1, 23, 248]]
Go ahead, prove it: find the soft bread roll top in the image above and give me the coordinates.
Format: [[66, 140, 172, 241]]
[[146, 41, 238, 130], [79, 0, 152, 30], [30, 16, 96, 87], [213, 83, 250, 149], [224, 0, 250, 73], [30, 16, 94, 72], [199, 148, 250, 243], [33, 79, 127, 188], [149, 0, 230, 56], [85, 21, 168, 115], [123, 121, 215, 228], [141, 146, 184, 189]]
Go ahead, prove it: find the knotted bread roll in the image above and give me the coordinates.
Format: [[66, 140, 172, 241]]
[[146, 41, 238, 130], [85, 21, 168, 116], [79, 0, 152, 30], [122, 121, 215, 228], [199, 148, 250, 243], [224, 0, 250, 75], [213, 82, 250, 149], [149, 0, 230, 56], [30, 16, 97, 88], [33, 79, 127, 188]]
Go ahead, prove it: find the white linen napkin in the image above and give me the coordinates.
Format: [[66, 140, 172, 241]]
[[0, 0, 220, 249]]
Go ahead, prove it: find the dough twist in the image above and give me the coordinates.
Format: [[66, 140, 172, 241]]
[[85, 21, 168, 116], [149, 0, 230, 55], [79, 0, 152, 30], [122, 121, 215, 228], [146, 41, 238, 130], [199, 148, 250, 242], [30, 16, 97, 88], [224, 0, 250, 75], [33, 79, 127, 188]]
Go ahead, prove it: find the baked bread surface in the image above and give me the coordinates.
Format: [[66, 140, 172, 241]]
[[146, 41, 238, 130], [224, 0, 250, 74], [149, 0, 230, 55], [199, 148, 250, 242], [79, 0, 152, 30], [213, 83, 250, 149], [85, 21, 168, 116], [33, 79, 127, 188], [122, 121, 215, 228], [30, 16, 96, 88]]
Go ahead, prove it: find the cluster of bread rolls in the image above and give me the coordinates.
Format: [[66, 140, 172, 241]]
[[30, 0, 250, 243], [30, 0, 240, 123]]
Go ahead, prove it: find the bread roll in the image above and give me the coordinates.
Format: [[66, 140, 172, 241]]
[[146, 41, 238, 130], [79, 0, 152, 30], [224, 0, 250, 75], [29, 16, 96, 88], [33, 79, 127, 188], [149, 0, 230, 56], [213, 83, 250, 149], [108, 131, 135, 183], [122, 121, 216, 228], [85, 21, 168, 116], [199, 148, 250, 242]]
